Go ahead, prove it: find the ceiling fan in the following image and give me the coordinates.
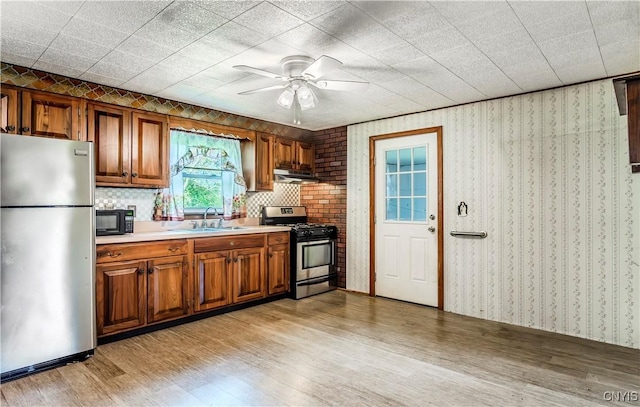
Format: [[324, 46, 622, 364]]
[[233, 55, 369, 124]]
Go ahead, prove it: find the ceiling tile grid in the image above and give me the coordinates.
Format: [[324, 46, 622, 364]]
[[1, 0, 638, 131]]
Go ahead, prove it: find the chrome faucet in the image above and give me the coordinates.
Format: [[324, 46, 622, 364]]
[[203, 207, 216, 228]]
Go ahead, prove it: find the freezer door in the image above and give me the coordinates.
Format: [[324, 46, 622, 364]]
[[1, 207, 96, 374], [1, 134, 94, 207]]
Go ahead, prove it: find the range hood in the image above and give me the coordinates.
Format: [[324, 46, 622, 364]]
[[274, 168, 319, 184]]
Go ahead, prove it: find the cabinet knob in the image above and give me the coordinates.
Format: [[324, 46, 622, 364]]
[[234, 257, 238, 263], [168, 247, 179, 253], [268, 252, 273, 258], [137, 268, 144, 275], [226, 256, 231, 264], [148, 267, 154, 274], [122, 171, 128, 177], [107, 252, 122, 258], [6, 125, 15, 131], [131, 172, 138, 178], [20, 126, 30, 133]]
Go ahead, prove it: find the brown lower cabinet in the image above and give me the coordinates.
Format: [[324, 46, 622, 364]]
[[97, 233, 289, 338]]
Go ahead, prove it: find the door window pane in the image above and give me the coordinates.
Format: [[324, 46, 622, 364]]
[[413, 172, 426, 196], [413, 198, 426, 221], [386, 198, 398, 220], [399, 148, 412, 172], [385, 150, 397, 173], [413, 146, 427, 171], [399, 174, 411, 197], [399, 198, 411, 221], [386, 174, 397, 197]]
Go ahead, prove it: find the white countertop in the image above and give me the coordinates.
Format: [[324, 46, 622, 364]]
[[96, 225, 291, 244]]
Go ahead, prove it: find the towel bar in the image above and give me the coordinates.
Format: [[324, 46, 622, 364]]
[[450, 231, 487, 238]]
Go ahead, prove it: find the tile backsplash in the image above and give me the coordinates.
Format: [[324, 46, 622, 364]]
[[95, 184, 300, 220]]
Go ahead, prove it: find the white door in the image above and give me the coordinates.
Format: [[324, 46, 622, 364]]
[[374, 133, 439, 306]]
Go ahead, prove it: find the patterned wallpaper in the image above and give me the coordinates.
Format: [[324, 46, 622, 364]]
[[347, 78, 640, 349], [95, 183, 300, 221]]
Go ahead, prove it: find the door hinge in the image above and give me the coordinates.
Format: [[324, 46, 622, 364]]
[[374, 272, 377, 282]]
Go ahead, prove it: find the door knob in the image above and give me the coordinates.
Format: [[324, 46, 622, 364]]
[[428, 226, 435, 233], [429, 214, 435, 220]]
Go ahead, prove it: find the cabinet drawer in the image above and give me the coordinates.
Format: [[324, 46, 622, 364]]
[[267, 232, 289, 245], [194, 234, 265, 253], [97, 240, 187, 263]]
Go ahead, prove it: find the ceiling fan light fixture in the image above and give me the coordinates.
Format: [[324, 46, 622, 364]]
[[277, 87, 295, 109], [297, 84, 315, 111]]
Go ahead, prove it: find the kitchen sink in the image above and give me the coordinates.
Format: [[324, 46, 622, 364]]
[[169, 226, 247, 233]]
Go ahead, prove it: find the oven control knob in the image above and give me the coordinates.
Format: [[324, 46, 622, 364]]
[[304, 230, 312, 236]]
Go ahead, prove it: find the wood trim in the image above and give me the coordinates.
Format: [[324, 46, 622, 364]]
[[627, 79, 640, 170], [168, 117, 255, 141], [368, 126, 445, 310]]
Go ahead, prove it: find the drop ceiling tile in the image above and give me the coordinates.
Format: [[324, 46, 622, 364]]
[[276, 24, 339, 53], [600, 40, 640, 76], [193, 1, 260, 20], [537, 30, 598, 57], [455, 8, 523, 41], [524, 8, 593, 43], [0, 37, 46, 60], [310, 3, 377, 40], [409, 27, 470, 56], [363, 84, 427, 111], [116, 36, 175, 62], [428, 44, 486, 71], [545, 46, 602, 71], [272, 1, 346, 21], [472, 28, 535, 58], [348, 29, 407, 55], [99, 50, 158, 73], [75, 1, 172, 35], [85, 62, 139, 83], [379, 76, 447, 106], [135, 19, 202, 50], [593, 19, 640, 48], [142, 63, 195, 83], [161, 53, 213, 76], [79, 71, 125, 88], [473, 77, 522, 99], [1, 1, 74, 30], [38, 1, 84, 15], [554, 61, 607, 85], [376, 4, 449, 39], [511, 70, 563, 92], [509, 1, 587, 24], [152, 1, 227, 36], [0, 20, 59, 47], [38, 48, 97, 72], [48, 34, 112, 61], [342, 56, 406, 84], [588, 1, 640, 25], [121, 74, 174, 95], [185, 65, 249, 88], [373, 43, 426, 67], [203, 21, 269, 55], [488, 45, 548, 71], [222, 39, 306, 72], [61, 17, 131, 49], [233, 2, 303, 37], [430, 1, 511, 24], [154, 82, 208, 101], [32, 60, 85, 78], [0, 52, 38, 68]]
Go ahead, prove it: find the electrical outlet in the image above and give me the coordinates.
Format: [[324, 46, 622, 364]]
[[128, 205, 136, 218]]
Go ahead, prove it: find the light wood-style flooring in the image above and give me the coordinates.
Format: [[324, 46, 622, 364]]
[[1, 290, 639, 406]]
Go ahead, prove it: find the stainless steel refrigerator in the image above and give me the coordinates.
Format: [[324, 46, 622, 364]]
[[1, 133, 96, 381]]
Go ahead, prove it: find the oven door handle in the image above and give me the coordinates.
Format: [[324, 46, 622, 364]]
[[297, 276, 335, 286]]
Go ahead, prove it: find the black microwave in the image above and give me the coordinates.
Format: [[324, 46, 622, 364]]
[[96, 209, 134, 236]]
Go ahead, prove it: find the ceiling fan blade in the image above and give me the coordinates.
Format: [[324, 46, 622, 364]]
[[301, 55, 342, 79], [233, 65, 286, 81], [309, 79, 369, 92], [238, 84, 289, 95]]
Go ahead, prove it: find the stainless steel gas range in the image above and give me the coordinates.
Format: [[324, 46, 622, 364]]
[[261, 206, 338, 299]]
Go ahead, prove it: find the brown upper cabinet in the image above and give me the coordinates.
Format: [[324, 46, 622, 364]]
[[88, 103, 169, 188], [255, 132, 274, 190], [274, 137, 314, 172], [1, 86, 85, 140]]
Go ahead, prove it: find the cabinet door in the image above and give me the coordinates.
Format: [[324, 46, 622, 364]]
[[256, 132, 274, 191], [296, 141, 315, 172], [1, 87, 19, 134], [147, 255, 189, 323], [194, 251, 231, 312], [96, 260, 146, 336], [232, 247, 266, 303], [274, 137, 295, 169], [267, 243, 289, 295], [21, 91, 83, 140], [131, 111, 168, 187], [88, 103, 131, 185]]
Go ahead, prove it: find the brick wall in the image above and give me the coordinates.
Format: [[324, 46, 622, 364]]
[[300, 127, 347, 288]]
